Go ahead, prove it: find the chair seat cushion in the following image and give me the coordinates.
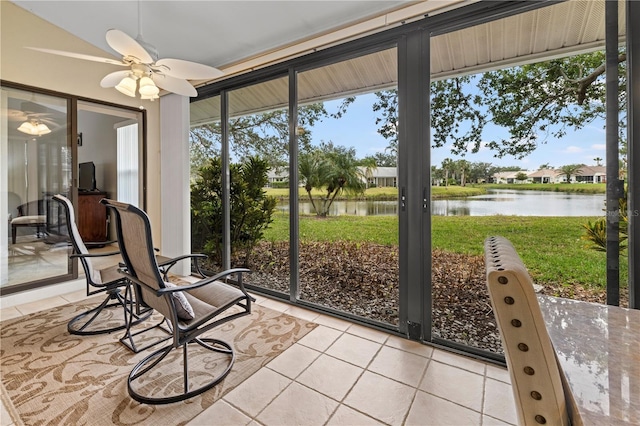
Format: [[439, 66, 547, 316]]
[[185, 281, 246, 321], [164, 282, 195, 320], [11, 215, 46, 225]]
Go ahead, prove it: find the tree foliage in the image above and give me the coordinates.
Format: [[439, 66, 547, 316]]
[[191, 156, 276, 266], [189, 104, 329, 177], [371, 50, 626, 160], [299, 142, 365, 216]]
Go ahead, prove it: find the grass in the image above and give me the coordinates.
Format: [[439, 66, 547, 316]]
[[265, 185, 485, 200], [480, 183, 606, 194], [262, 214, 627, 288]]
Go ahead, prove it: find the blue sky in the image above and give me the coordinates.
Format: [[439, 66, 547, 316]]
[[309, 93, 608, 170]]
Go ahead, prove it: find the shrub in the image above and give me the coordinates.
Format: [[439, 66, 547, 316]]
[[191, 156, 276, 266]]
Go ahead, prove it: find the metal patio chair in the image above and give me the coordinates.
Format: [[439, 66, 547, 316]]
[[102, 198, 253, 404]]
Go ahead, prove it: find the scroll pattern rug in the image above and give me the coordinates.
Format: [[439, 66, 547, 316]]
[[0, 300, 316, 426]]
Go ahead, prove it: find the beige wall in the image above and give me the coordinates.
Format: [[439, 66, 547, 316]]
[[1, 1, 162, 243]]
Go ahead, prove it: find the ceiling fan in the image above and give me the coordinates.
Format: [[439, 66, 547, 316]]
[[4, 101, 60, 136], [27, 28, 223, 100]]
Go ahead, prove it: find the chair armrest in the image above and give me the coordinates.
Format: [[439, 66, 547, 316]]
[[157, 253, 209, 278], [156, 268, 251, 296]]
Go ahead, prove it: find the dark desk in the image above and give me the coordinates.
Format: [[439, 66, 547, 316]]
[[539, 295, 640, 425]]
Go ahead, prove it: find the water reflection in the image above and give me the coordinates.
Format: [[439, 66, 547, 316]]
[[284, 189, 606, 217]]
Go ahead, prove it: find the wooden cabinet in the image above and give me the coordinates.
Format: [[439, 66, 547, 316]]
[[77, 191, 108, 243]]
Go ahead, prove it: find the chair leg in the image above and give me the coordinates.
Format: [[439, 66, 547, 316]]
[[67, 288, 152, 336], [127, 338, 235, 405]]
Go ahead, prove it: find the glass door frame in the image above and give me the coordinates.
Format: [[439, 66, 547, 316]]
[[0, 80, 147, 296]]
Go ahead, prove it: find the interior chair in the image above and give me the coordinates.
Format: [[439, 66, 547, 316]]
[[53, 194, 152, 335], [102, 198, 253, 405], [484, 236, 573, 426], [11, 199, 47, 244]]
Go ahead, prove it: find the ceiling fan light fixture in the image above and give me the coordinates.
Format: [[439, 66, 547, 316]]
[[140, 92, 159, 101], [17, 121, 51, 136], [138, 76, 159, 97], [115, 76, 137, 97]]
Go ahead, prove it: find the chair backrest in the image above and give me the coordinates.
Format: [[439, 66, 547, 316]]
[[17, 199, 44, 216], [101, 198, 173, 319], [53, 194, 100, 284], [484, 236, 570, 426]]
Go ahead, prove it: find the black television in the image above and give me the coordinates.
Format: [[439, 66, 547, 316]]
[[78, 161, 96, 191]]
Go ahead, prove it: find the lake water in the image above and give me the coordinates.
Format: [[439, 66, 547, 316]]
[[281, 189, 606, 217]]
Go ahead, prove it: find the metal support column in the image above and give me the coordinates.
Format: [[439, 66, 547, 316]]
[[221, 91, 231, 270], [605, 0, 621, 306], [627, 0, 640, 309]]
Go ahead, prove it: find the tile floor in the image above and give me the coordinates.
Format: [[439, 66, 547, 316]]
[[0, 288, 517, 426]]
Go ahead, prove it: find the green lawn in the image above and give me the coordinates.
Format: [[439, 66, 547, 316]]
[[263, 214, 626, 288]]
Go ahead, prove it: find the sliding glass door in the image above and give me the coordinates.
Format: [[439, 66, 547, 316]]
[[1, 87, 72, 290]]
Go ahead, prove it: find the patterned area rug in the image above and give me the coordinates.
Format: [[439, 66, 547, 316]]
[[0, 300, 316, 426]]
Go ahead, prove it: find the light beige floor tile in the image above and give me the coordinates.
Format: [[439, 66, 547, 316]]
[[187, 399, 252, 426], [325, 333, 382, 368], [223, 368, 291, 417], [283, 305, 319, 322], [482, 414, 515, 426], [345, 323, 389, 343], [483, 377, 518, 425], [385, 335, 434, 358], [256, 382, 338, 426], [60, 289, 91, 303], [368, 345, 429, 387], [266, 343, 320, 379], [486, 363, 511, 383], [297, 325, 343, 352], [0, 307, 22, 321], [296, 353, 363, 400], [258, 298, 290, 313], [431, 348, 486, 375], [312, 313, 352, 331], [15, 295, 69, 315], [343, 371, 415, 425], [419, 360, 484, 412], [405, 390, 481, 426], [249, 293, 268, 304], [326, 405, 385, 426], [0, 398, 15, 426]]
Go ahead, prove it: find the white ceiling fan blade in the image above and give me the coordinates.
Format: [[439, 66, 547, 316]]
[[26, 47, 125, 66], [155, 58, 224, 80], [153, 74, 197, 97], [106, 29, 153, 63], [100, 70, 131, 88]]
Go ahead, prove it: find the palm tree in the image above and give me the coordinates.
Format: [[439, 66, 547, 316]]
[[319, 150, 365, 216], [456, 160, 470, 186], [593, 157, 603, 166], [298, 152, 328, 214], [441, 158, 454, 188], [360, 157, 378, 189], [559, 164, 584, 183]]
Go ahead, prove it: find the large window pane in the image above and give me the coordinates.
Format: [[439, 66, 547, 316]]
[[297, 47, 399, 326], [429, 1, 626, 354], [190, 95, 224, 265], [228, 78, 289, 294]]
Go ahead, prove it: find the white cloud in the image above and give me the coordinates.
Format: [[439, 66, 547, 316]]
[[591, 144, 606, 151], [562, 146, 583, 153]]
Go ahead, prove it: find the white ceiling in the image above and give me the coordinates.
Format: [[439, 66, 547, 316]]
[[11, 1, 418, 70]]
